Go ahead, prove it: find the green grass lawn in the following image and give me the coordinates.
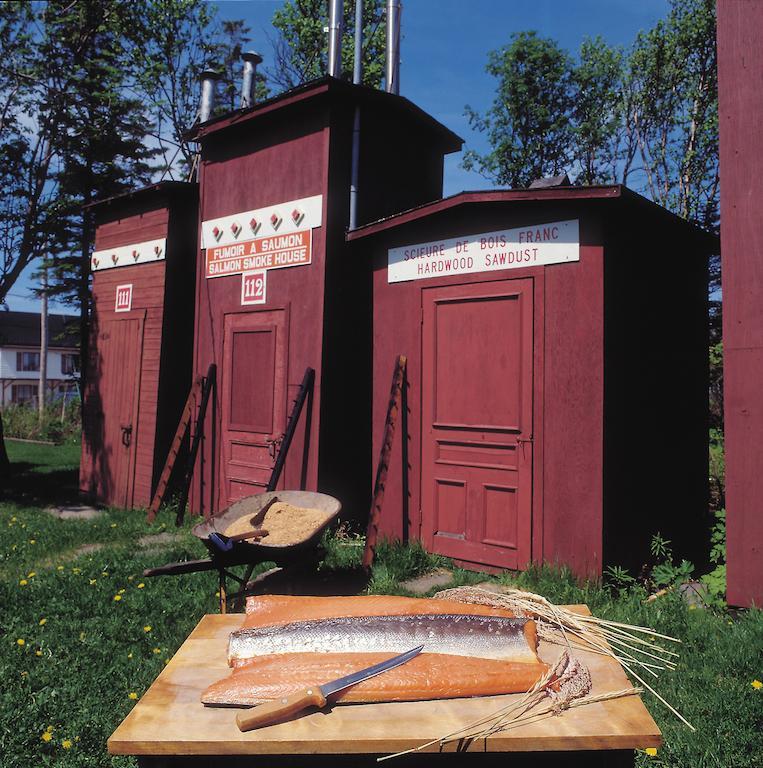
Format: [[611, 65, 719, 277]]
[[1, 441, 761, 767]]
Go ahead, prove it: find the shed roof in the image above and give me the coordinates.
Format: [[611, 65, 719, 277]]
[[0, 311, 79, 349], [346, 185, 718, 249], [84, 181, 197, 214], [186, 76, 463, 154]]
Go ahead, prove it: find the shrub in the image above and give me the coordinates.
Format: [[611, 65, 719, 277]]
[[1, 402, 81, 444]]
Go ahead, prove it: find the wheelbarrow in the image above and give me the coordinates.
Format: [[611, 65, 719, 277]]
[[144, 491, 341, 612]]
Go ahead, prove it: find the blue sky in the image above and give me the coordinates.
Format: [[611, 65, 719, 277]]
[[8, 0, 669, 313]]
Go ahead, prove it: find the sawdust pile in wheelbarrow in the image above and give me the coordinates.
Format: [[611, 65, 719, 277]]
[[223, 501, 332, 546]]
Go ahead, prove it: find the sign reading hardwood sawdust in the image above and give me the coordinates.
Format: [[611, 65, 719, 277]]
[[387, 219, 579, 283]]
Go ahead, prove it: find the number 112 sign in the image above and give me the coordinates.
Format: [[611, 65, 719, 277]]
[[241, 270, 266, 305]]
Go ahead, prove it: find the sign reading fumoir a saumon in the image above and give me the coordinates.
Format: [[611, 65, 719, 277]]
[[387, 219, 579, 283]]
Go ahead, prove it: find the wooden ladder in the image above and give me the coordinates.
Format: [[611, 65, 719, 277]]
[[363, 355, 407, 569], [146, 375, 203, 522]]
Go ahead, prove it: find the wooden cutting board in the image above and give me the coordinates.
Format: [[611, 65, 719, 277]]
[[108, 606, 661, 757]]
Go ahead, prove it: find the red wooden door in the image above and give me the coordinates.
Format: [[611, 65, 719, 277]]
[[221, 310, 288, 505], [421, 278, 534, 570], [95, 316, 144, 508]]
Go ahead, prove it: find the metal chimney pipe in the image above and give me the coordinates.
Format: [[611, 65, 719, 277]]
[[328, 0, 344, 78], [241, 51, 263, 108], [199, 69, 220, 123], [349, 0, 363, 229], [385, 0, 402, 94]]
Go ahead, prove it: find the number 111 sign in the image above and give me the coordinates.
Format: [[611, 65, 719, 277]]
[[241, 270, 266, 305]]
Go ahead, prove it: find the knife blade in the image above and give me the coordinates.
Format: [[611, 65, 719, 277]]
[[235, 644, 424, 732]]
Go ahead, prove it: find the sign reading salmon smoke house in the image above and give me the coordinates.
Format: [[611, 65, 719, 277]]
[[387, 219, 579, 283], [201, 194, 322, 279]]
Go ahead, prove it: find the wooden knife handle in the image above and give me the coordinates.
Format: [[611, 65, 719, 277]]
[[228, 528, 268, 542], [236, 687, 327, 732]]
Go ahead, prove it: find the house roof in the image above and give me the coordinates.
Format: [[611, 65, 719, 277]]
[[84, 181, 197, 214], [0, 311, 79, 349], [346, 185, 719, 250], [185, 76, 463, 154]]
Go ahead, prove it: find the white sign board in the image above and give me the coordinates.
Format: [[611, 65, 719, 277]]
[[387, 220, 579, 283], [241, 270, 267, 305], [91, 238, 166, 272], [201, 194, 323, 250], [115, 284, 133, 312]]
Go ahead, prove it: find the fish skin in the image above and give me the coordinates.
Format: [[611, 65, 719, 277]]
[[228, 614, 539, 666], [242, 594, 518, 629], [203, 652, 549, 706]]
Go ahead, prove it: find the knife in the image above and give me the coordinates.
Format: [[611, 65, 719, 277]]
[[236, 644, 424, 732]]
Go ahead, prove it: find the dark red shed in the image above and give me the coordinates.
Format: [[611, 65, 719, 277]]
[[188, 78, 461, 518], [80, 182, 198, 509], [717, 0, 763, 607], [349, 187, 713, 579]]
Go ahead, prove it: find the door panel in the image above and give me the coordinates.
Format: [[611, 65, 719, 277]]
[[222, 310, 287, 504], [421, 279, 533, 570], [94, 316, 143, 509]]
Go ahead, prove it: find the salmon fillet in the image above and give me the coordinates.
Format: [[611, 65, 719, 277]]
[[203, 651, 549, 706], [242, 594, 518, 629]]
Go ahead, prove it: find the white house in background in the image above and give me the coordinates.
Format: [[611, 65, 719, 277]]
[[0, 311, 79, 407]]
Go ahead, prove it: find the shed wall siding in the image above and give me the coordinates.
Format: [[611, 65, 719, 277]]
[[717, 0, 763, 606], [192, 113, 330, 516]]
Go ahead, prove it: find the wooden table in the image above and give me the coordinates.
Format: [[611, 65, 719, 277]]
[[108, 607, 661, 767]]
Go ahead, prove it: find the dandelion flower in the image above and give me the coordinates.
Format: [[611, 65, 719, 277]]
[[128, 575, 134, 581], [137, 583, 145, 589], [39, 618, 47, 626], [89, 579, 97, 585], [102, 571, 108, 577], [57, 565, 64, 571], [752, 680, 762, 690], [645, 747, 658, 757], [118, 588, 125, 594], [143, 625, 152, 633], [29, 539, 36, 544], [128, 692, 138, 700], [72, 568, 81, 574], [62, 739, 72, 749], [113, 594, 122, 602], [17, 638, 25, 646], [111, 523, 117, 528], [27, 571, 36, 578], [127, 652, 133, 659], [11, 516, 16, 522], [46, 725, 54, 733], [35, 650, 43, 657], [153, 647, 161, 654], [41, 732, 52, 743], [19, 579, 28, 586]]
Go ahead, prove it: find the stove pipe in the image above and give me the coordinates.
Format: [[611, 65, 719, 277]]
[[199, 69, 220, 123], [328, 0, 344, 78], [241, 51, 263, 109], [385, 0, 402, 94]]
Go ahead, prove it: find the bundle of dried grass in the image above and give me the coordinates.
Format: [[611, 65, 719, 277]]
[[379, 650, 641, 762], [434, 585, 692, 730]]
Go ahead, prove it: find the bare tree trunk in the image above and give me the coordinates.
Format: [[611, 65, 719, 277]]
[[0, 410, 10, 480], [38, 265, 48, 423]]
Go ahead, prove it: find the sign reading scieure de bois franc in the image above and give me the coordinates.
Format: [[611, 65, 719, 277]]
[[202, 194, 322, 279], [387, 219, 579, 283]]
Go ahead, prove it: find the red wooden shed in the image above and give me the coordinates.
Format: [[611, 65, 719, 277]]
[[348, 187, 714, 579], [717, 0, 763, 607], [188, 78, 461, 518], [80, 182, 198, 509]]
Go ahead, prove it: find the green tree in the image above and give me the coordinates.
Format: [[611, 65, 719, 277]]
[[269, 0, 386, 91], [571, 37, 624, 185], [462, 31, 574, 188]]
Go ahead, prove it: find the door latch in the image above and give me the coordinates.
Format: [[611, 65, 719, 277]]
[[266, 434, 284, 460], [120, 424, 133, 447]]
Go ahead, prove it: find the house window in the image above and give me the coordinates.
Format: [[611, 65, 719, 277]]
[[61, 353, 78, 375], [16, 351, 40, 371], [12, 384, 36, 405]]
